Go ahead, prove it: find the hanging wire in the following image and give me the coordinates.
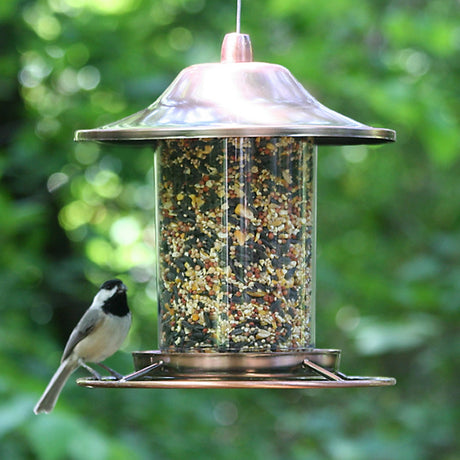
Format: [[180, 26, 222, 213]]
[[236, 0, 241, 33]]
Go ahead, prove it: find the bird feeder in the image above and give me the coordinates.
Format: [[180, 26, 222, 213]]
[[75, 13, 396, 389]]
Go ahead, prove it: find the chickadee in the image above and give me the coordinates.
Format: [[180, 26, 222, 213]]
[[34, 279, 131, 414]]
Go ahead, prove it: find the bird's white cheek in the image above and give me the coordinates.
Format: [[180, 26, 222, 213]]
[[91, 286, 118, 308], [74, 314, 131, 363]]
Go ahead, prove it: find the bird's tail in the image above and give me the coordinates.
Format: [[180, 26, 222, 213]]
[[34, 360, 77, 414]]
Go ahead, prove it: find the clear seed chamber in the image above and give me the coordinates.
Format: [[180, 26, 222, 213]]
[[155, 137, 316, 352]]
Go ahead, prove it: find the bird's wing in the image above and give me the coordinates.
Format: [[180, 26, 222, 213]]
[[61, 308, 102, 362]]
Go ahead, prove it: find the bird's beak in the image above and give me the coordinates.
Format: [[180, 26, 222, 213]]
[[118, 284, 127, 293]]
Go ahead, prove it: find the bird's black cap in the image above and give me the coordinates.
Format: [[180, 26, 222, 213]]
[[100, 279, 126, 291]]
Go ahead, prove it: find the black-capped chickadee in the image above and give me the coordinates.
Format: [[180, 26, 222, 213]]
[[34, 279, 131, 414]]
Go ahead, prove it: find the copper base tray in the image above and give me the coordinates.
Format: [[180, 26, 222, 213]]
[[77, 349, 396, 389]]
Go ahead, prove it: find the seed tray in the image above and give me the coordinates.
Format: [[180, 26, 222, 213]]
[[76, 350, 396, 388], [132, 349, 340, 375]]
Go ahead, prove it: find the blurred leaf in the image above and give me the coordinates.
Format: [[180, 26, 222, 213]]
[[397, 255, 441, 282], [0, 395, 34, 438], [352, 315, 442, 355]]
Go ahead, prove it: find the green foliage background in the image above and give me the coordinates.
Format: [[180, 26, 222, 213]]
[[1, 0, 459, 458]]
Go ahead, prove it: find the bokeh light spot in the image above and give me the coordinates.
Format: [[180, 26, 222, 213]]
[[110, 216, 141, 246]]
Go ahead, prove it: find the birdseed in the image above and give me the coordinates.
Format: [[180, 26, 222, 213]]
[[154, 137, 316, 352]]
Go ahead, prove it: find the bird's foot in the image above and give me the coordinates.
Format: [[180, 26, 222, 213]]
[[97, 363, 124, 380], [80, 362, 103, 380]]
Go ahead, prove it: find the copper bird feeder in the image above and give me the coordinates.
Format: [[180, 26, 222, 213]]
[[75, 3, 396, 389]]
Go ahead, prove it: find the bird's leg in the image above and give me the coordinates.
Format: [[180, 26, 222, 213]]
[[79, 361, 102, 380], [97, 363, 124, 380]]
